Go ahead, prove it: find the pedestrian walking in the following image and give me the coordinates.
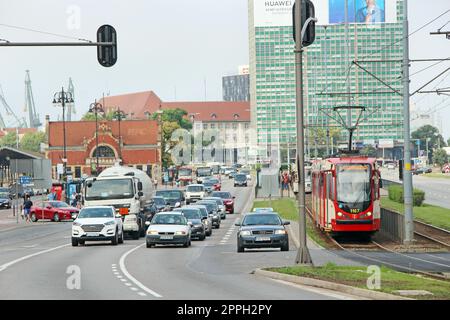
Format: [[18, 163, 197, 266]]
[[23, 195, 33, 223], [70, 192, 77, 207]]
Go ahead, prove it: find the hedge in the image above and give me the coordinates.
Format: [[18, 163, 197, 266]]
[[388, 185, 425, 207]]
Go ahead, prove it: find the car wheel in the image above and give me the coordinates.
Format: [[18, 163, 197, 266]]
[[200, 234, 206, 241], [237, 242, 244, 253], [79, 240, 85, 245], [183, 239, 189, 248], [53, 213, 60, 222], [222, 215, 226, 220], [206, 230, 212, 236], [111, 230, 119, 246], [281, 242, 289, 252], [71, 238, 78, 247], [118, 229, 124, 244], [133, 231, 140, 240], [31, 213, 37, 222], [146, 243, 153, 248]]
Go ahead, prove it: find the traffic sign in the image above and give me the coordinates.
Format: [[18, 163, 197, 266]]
[[19, 176, 32, 185]]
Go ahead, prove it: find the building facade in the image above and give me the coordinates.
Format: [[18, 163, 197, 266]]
[[45, 118, 161, 179], [223, 74, 250, 102], [249, 0, 405, 153]]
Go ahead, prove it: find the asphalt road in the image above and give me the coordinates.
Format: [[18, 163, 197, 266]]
[[0, 179, 357, 300], [381, 168, 450, 209]]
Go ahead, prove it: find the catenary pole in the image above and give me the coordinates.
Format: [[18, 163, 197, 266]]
[[294, 0, 312, 265], [402, 0, 414, 245]]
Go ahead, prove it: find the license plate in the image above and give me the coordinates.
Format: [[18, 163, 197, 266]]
[[160, 235, 173, 240], [255, 237, 271, 242], [86, 232, 100, 237]]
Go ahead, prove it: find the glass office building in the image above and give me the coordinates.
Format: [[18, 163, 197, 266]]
[[249, 0, 405, 152]]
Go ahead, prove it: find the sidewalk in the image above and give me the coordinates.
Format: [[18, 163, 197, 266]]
[[0, 205, 29, 231], [288, 219, 365, 267]]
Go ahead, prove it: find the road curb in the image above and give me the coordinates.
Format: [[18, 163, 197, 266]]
[[241, 183, 256, 214], [254, 269, 414, 300]]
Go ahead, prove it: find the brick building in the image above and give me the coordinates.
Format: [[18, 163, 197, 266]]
[[45, 117, 161, 178]]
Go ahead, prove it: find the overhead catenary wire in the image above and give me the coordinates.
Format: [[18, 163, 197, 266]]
[[0, 23, 92, 42]]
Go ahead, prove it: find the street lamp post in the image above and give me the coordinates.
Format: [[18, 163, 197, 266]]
[[155, 109, 164, 186], [53, 87, 74, 203], [89, 100, 105, 175], [113, 108, 127, 164]]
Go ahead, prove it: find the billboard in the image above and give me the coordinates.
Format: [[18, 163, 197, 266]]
[[253, 0, 397, 27]]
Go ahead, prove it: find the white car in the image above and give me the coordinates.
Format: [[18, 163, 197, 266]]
[[185, 184, 206, 204], [145, 212, 192, 248], [72, 206, 124, 246]]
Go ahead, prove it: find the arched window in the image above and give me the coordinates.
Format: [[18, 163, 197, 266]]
[[93, 146, 116, 158]]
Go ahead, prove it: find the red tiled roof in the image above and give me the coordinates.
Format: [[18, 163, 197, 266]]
[[161, 101, 250, 122], [97, 91, 162, 118], [48, 120, 158, 147]]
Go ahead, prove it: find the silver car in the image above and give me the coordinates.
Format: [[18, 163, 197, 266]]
[[145, 212, 192, 248]]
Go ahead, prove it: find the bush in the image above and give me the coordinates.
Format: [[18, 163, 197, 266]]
[[388, 185, 425, 207]]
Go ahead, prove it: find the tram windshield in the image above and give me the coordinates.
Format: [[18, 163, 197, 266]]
[[336, 164, 371, 214]]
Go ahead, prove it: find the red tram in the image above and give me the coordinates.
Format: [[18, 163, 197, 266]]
[[311, 156, 381, 234]]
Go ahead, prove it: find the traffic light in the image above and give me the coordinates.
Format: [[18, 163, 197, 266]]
[[292, 0, 316, 47], [97, 25, 117, 67]]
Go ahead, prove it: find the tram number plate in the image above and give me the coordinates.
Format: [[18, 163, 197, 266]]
[[256, 237, 271, 242], [160, 235, 173, 240]]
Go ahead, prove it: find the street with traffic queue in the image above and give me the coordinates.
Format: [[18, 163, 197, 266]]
[[0, 178, 362, 300]]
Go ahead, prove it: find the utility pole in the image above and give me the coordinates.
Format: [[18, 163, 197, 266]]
[[294, 0, 314, 265], [402, 0, 414, 246]]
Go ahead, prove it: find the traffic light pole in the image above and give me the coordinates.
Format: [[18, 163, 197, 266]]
[[294, 0, 314, 265]]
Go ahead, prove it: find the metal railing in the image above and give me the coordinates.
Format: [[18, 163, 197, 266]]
[[380, 207, 404, 242]]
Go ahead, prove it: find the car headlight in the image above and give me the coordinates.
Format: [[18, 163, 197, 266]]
[[203, 220, 209, 225], [175, 231, 186, 235], [275, 229, 287, 235], [73, 222, 81, 227], [240, 230, 251, 236], [147, 230, 158, 235], [104, 221, 115, 226], [175, 202, 181, 207]]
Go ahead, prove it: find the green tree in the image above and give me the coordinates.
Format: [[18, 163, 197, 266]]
[[0, 132, 19, 148], [81, 110, 115, 121], [360, 145, 377, 157], [447, 138, 450, 147], [152, 109, 192, 168], [412, 125, 446, 151], [20, 132, 46, 153], [433, 149, 448, 169]]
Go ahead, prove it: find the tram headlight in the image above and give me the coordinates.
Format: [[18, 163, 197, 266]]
[[337, 212, 343, 217], [367, 212, 372, 217]]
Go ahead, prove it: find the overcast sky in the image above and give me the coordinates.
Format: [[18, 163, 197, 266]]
[[0, 0, 449, 139]]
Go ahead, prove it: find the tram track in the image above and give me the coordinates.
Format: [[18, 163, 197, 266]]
[[305, 205, 450, 281]]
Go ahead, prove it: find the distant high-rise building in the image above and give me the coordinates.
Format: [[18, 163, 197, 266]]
[[223, 66, 250, 102], [249, 0, 405, 150]]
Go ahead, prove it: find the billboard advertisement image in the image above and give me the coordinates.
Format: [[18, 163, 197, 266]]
[[329, 0, 385, 24]]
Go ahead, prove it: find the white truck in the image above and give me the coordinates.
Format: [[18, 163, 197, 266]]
[[82, 166, 153, 239]]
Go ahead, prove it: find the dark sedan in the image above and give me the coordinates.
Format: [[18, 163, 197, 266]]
[[235, 213, 290, 252], [196, 200, 221, 229], [234, 173, 248, 187], [154, 190, 185, 208], [174, 207, 206, 241], [152, 196, 170, 212], [0, 192, 11, 209], [211, 191, 235, 214]]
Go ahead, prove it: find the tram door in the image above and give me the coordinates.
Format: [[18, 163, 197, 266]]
[[325, 172, 334, 230]]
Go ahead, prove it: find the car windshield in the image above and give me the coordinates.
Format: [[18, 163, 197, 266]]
[[187, 186, 204, 192], [197, 168, 211, 176], [235, 174, 246, 181], [152, 214, 186, 225], [50, 202, 69, 208], [211, 192, 232, 199], [180, 210, 201, 220], [208, 179, 219, 184], [85, 179, 134, 200], [189, 207, 208, 218], [205, 198, 223, 206], [203, 181, 214, 186], [254, 208, 274, 212], [242, 214, 281, 226], [78, 208, 114, 219], [178, 169, 192, 176], [153, 197, 166, 206], [197, 202, 216, 212], [155, 190, 183, 200], [0, 193, 9, 198], [336, 164, 371, 214]]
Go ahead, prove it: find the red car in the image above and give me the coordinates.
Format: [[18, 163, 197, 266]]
[[30, 201, 79, 222], [210, 191, 235, 214]]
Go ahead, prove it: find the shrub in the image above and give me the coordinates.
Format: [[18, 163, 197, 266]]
[[388, 185, 425, 207]]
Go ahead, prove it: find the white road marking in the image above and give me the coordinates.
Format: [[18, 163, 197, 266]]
[[138, 292, 147, 297], [130, 287, 138, 291], [0, 243, 70, 273], [124, 283, 132, 286], [21, 244, 38, 248], [119, 243, 163, 298], [120, 278, 127, 282]]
